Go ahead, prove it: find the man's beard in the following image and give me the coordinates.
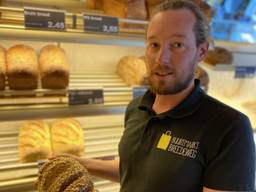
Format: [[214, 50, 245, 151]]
[[148, 61, 196, 95]]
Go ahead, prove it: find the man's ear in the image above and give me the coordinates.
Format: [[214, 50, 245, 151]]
[[197, 42, 209, 62]]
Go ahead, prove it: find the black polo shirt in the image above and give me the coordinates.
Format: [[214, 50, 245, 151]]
[[118, 80, 255, 192]]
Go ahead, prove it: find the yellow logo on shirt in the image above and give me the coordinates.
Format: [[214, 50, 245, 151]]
[[157, 131, 200, 159], [157, 131, 172, 150]]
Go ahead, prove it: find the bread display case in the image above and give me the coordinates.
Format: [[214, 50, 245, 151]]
[[0, 1, 147, 191], [0, 1, 255, 192]]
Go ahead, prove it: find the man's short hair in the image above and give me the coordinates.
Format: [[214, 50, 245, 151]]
[[151, 0, 210, 47]]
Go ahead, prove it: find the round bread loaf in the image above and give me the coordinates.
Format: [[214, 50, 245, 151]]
[[51, 119, 85, 157], [39, 45, 69, 89], [37, 156, 94, 192], [19, 120, 52, 163], [204, 47, 233, 65], [0, 46, 6, 90], [117, 56, 147, 86], [6, 44, 38, 89]]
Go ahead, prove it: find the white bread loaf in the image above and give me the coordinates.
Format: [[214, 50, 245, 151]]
[[6, 45, 38, 90], [0, 46, 6, 90], [39, 45, 69, 89], [19, 120, 52, 163], [117, 56, 147, 86], [51, 119, 85, 156]]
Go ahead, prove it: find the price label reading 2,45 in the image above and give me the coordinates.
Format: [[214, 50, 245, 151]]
[[24, 7, 66, 31], [47, 21, 65, 29]]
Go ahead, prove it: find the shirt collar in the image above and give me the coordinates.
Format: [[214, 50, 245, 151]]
[[138, 79, 206, 119]]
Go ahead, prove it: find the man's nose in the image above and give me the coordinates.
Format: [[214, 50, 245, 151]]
[[156, 46, 171, 65]]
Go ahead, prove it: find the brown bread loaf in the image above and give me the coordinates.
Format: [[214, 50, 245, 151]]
[[103, 0, 147, 20], [6, 44, 38, 89], [39, 45, 69, 89], [37, 155, 94, 192], [204, 47, 233, 65], [117, 56, 147, 86], [0, 46, 6, 90]]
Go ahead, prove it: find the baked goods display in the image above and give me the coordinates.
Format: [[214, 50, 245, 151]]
[[117, 56, 147, 86], [37, 155, 94, 192], [204, 47, 233, 65], [18, 118, 85, 163], [51, 119, 85, 156], [39, 45, 70, 89], [6, 44, 38, 90], [195, 66, 209, 92], [18, 120, 52, 163], [103, 0, 147, 27], [0, 46, 6, 90], [84, 0, 103, 10]]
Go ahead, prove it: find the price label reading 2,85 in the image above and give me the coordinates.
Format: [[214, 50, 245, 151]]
[[24, 7, 66, 31]]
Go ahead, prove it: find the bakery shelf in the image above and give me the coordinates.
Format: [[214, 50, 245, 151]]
[[0, 115, 123, 191], [200, 61, 234, 71], [0, 6, 147, 47], [0, 26, 146, 47], [0, 73, 133, 121]]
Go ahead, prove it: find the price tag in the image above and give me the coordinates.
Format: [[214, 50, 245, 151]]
[[235, 66, 256, 78], [68, 89, 104, 105], [132, 86, 148, 99], [83, 14, 118, 33], [24, 7, 66, 31]]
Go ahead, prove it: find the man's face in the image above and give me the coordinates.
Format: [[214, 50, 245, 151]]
[[146, 9, 207, 95]]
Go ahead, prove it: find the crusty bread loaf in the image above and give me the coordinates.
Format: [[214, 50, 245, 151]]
[[51, 119, 85, 156], [195, 66, 209, 92], [85, 0, 103, 10], [6, 45, 38, 90], [19, 120, 52, 163], [204, 47, 233, 65], [37, 156, 94, 192], [39, 45, 69, 89], [117, 56, 147, 86], [103, 0, 147, 20], [0, 46, 6, 90], [85, 0, 95, 9]]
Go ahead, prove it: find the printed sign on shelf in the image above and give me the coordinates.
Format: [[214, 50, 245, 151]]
[[235, 66, 256, 78], [83, 14, 119, 33], [68, 89, 104, 105], [24, 7, 66, 31]]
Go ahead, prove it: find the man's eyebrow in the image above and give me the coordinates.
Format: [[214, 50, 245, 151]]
[[147, 34, 187, 40]]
